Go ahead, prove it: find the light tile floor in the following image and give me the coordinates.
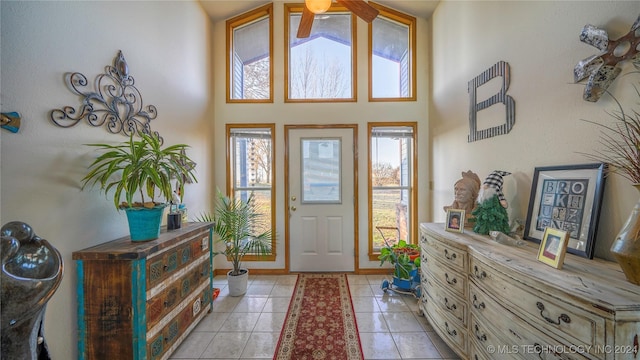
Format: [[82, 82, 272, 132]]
[[170, 274, 460, 360]]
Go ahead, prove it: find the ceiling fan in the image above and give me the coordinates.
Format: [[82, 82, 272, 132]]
[[297, 0, 380, 39]]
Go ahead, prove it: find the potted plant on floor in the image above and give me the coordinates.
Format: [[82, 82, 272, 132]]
[[81, 133, 197, 241], [379, 239, 421, 294], [198, 190, 273, 296]]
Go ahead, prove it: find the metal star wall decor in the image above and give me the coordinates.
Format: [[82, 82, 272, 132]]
[[50, 51, 162, 142], [574, 15, 640, 102]]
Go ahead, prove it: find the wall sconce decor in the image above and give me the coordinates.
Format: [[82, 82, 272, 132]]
[[574, 15, 640, 102], [1, 112, 21, 133], [50, 51, 162, 142], [468, 61, 516, 142]]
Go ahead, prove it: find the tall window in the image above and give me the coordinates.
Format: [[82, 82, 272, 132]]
[[368, 123, 417, 257], [227, 124, 276, 259], [226, 4, 273, 103], [285, 4, 356, 102], [369, 3, 416, 101]]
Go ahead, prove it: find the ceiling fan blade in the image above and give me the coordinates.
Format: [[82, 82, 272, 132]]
[[336, 0, 379, 23], [297, 5, 315, 38]]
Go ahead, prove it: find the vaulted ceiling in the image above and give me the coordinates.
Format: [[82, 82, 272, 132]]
[[199, 1, 439, 22]]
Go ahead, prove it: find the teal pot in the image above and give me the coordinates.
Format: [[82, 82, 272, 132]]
[[124, 204, 167, 242], [227, 269, 249, 297]]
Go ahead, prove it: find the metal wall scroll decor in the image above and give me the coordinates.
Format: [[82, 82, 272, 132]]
[[574, 14, 640, 102], [50, 51, 162, 142], [467, 60, 516, 142]]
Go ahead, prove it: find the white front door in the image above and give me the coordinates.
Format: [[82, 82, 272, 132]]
[[287, 127, 356, 272]]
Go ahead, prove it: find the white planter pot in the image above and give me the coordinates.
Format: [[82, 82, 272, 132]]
[[227, 269, 249, 297]]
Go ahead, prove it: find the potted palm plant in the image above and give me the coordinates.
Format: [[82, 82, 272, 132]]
[[81, 133, 197, 241], [198, 190, 273, 296]]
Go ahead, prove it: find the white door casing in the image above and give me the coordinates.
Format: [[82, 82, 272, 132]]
[[287, 127, 356, 272]]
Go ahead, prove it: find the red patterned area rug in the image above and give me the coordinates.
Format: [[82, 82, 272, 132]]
[[273, 273, 364, 360]]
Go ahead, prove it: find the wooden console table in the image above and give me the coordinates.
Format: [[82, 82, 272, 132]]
[[73, 222, 214, 360], [420, 222, 640, 360]]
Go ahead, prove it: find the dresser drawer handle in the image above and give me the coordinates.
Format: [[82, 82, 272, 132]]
[[474, 324, 487, 342], [536, 301, 571, 325], [445, 273, 457, 285], [444, 249, 457, 261], [445, 321, 457, 336], [444, 297, 457, 311], [533, 343, 558, 360], [472, 294, 485, 310], [473, 265, 487, 279]]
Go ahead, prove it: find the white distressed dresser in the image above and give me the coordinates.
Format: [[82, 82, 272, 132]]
[[419, 222, 640, 360]]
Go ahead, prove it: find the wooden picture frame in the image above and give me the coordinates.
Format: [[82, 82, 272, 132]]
[[537, 227, 570, 269], [524, 163, 607, 259], [445, 209, 465, 233]]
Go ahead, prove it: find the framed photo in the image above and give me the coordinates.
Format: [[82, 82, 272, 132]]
[[524, 163, 607, 259], [445, 209, 465, 233], [537, 227, 570, 269]]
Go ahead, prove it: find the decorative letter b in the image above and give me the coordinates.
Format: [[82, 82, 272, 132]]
[[468, 61, 516, 142]]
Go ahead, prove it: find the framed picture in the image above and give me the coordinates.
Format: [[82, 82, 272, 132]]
[[445, 209, 465, 233], [524, 163, 607, 259], [537, 227, 570, 269]]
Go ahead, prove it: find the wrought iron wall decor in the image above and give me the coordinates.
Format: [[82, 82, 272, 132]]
[[50, 51, 162, 142], [467, 61, 516, 142], [574, 14, 640, 102]]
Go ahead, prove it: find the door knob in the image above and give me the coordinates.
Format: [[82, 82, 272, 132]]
[[291, 196, 297, 201], [291, 206, 297, 211]]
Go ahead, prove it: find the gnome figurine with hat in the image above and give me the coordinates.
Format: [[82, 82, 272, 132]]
[[471, 170, 511, 235]]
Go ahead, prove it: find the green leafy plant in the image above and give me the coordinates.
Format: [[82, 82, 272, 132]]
[[198, 190, 273, 276], [81, 134, 197, 210], [378, 240, 420, 279], [581, 79, 640, 183]]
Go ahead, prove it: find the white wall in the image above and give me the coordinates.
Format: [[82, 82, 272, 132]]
[[430, 1, 640, 260], [0, 1, 213, 358], [211, 1, 431, 271]]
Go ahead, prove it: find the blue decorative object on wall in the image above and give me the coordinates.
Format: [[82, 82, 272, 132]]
[[1, 112, 21, 133]]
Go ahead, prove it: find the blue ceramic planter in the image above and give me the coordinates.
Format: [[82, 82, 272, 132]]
[[124, 204, 166, 241]]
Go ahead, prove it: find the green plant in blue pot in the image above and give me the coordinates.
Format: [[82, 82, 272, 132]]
[[81, 133, 197, 241]]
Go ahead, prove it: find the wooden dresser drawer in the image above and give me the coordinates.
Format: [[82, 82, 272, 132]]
[[470, 256, 605, 358], [424, 272, 467, 325], [469, 339, 491, 360], [425, 298, 467, 355], [469, 283, 590, 360], [147, 285, 212, 360], [147, 232, 210, 289], [425, 252, 467, 298], [147, 258, 210, 331], [470, 312, 527, 360], [422, 233, 466, 273]]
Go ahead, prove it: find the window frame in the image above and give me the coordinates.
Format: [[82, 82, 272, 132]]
[[284, 3, 358, 103], [368, 2, 417, 102], [226, 3, 273, 103], [226, 123, 277, 261], [367, 122, 418, 260]]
